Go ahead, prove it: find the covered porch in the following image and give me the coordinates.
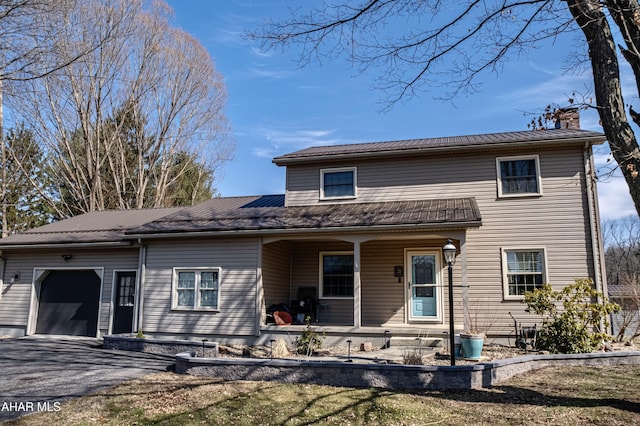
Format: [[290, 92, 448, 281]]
[[259, 231, 470, 344]]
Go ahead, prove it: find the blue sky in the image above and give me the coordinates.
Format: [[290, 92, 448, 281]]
[[166, 0, 636, 221]]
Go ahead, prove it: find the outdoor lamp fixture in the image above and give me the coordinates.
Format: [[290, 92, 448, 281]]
[[61, 254, 72, 261], [443, 239, 457, 366]]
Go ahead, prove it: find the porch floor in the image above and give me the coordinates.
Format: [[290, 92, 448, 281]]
[[259, 324, 461, 348]]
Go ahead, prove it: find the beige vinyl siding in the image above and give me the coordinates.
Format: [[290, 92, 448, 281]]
[[360, 240, 407, 326], [0, 247, 139, 336], [360, 239, 455, 327], [262, 240, 291, 319], [142, 237, 260, 336], [284, 145, 596, 335], [291, 240, 354, 325]]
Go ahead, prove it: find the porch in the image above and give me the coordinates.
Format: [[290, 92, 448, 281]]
[[259, 232, 469, 343]]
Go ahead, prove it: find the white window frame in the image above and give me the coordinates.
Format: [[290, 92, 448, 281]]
[[172, 267, 221, 311], [496, 155, 542, 198], [320, 167, 357, 200], [501, 248, 548, 300], [319, 251, 354, 299]]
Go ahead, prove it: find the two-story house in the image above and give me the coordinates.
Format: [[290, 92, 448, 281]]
[[0, 124, 607, 346]]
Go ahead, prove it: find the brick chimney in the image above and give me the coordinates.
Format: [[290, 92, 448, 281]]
[[554, 107, 580, 130]]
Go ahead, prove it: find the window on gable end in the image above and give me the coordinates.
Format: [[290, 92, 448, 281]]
[[320, 167, 356, 199]]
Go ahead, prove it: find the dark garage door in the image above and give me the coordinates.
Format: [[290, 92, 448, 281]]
[[36, 270, 101, 337]]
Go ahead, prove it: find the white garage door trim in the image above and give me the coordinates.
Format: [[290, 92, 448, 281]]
[[28, 267, 105, 337]]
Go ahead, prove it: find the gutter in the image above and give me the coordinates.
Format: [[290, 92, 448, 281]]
[[0, 241, 133, 250], [123, 220, 483, 241]]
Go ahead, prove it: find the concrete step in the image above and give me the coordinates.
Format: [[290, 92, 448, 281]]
[[389, 336, 443, 348]]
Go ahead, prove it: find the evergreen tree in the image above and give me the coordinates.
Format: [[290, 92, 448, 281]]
[[1, 125, 53, 235]]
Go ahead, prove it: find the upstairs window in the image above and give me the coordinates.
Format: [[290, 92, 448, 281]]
[[502, 249, 546, 298], [320, 167, 356, 199], [497, 155, 542, 197]]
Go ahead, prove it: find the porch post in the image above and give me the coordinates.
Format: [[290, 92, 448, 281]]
[[353, 240, 361, 328], [255, 238, 263, 336], [460, 233, 470, 332]]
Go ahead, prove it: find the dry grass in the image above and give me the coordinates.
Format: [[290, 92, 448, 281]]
[[6, 365, 640, 425]]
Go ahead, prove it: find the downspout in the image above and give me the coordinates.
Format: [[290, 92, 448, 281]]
[[0, 254, 5, 298], [134, 239, 147, 334], [584, 143, 607, 329]]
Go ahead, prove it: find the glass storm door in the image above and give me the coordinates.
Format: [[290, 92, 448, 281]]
[[407, 252, 438, 319]]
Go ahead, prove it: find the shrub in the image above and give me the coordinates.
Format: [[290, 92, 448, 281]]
[[524, 278, 620, 353], [402, 348, 424, 365], [294, 317, 325, 355]]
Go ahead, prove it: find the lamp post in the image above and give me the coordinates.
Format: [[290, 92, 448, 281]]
[[443, 239, 457, 366]]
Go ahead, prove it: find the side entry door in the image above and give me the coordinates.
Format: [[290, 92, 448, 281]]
[[112, 271, 136, 334]]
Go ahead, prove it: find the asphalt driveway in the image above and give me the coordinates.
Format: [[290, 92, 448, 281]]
[[0, 336, 174, 422]]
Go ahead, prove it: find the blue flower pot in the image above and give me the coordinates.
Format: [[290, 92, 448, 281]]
[[460, 333, 484, 360]]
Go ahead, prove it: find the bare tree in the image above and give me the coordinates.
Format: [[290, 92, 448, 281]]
[[251, 0, 640, 217], [11, 0, 231, 217], [0, 0, 106, 236], [603, 216, 640, 340]]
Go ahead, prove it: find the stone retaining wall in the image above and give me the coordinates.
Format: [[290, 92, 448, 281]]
[[104, 335, 219, 357], [175, 350, 640, 391]]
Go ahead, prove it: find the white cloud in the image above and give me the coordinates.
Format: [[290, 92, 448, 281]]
[[248, 67, 293, 79], [252, 147, 274, 158], [246, 124, 361, 159], [597, 177, 636, 221], [250, 46, 273, 58], [499, 73, 592, 110], [594, 143, 635, 220]]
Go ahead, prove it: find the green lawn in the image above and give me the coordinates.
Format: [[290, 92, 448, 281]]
[[8, 365, 640, 425]]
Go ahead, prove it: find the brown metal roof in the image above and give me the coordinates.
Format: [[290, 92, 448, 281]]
[[0, 207, 181, 247], [126, 196, 481, 236], [0, 195, 481, 246], [273, 128, 606, 165]]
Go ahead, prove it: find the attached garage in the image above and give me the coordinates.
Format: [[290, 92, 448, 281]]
[[35, 270, 102, 337]]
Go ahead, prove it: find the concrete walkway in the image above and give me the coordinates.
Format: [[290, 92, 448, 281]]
[[0, 336, 174, 422]]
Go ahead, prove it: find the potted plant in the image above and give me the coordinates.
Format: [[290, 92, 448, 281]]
[[459, 331, 485, 360], [459, 300, 492, 360]]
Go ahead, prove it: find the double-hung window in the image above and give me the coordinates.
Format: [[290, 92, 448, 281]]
[[497, 155, 542, 197], [320, 252, 354, 298], [173, 268, 220, 310], [502, 249, 546, 298], [320, 167, 356, 199]]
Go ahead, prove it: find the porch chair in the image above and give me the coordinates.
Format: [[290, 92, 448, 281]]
[[292, 286, 319, 323]]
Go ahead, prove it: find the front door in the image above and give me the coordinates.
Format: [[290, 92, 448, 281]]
[[113, 271, 136, 334], [407, 251, 439, 320]]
